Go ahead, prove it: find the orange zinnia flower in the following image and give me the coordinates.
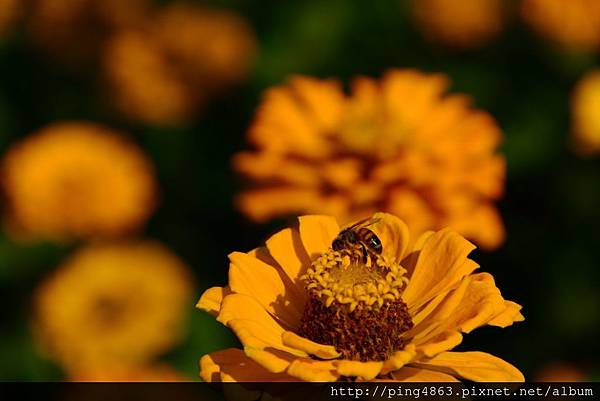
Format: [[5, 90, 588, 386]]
[[1, 122, 157, 242], [103, 3, 256, 126], [571, 69, 600, 155], [234, 70, 505, 250], [521, 0, 600, 51], [197, 213, 524, 382], [103, 30, 194, 126], [34, 241, 193, 373], [411, 0, 506, 49], [152, 3, 256, 88]]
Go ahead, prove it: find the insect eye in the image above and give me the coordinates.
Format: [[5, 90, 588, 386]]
[[369, 236, 382, 249]]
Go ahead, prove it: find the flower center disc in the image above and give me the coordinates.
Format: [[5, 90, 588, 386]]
[[299, 249, 413, 362]]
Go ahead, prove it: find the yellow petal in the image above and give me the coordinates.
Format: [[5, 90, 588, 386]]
[[412, 273, 510, 357], [412, 351, 524, 382], [249, 246, 308, 318], [286, 359, 339, 382], [413, 231, 435, 251], [200, 348, 299, 382], [244, 347, 295, 373], [402, 228, 477, 310], [488, 301, 525, 327], [401, 230, 435, 278], [265, 227, 311, 289], [440, 273, 508, 333], [390, 366, 459, 382], [228, 319, 306, 361], [381, 343, 417, 374], [281, 331, 340, 359], [298, 215, 339, 260], [248, 246, 279, 267], [200, 351, 225, 382], [228, 251, 303, 328], [217, 294, 307, 358], [415, 331, 464, 358], [408, 273, 472, 334], [371, 212, 411, 261], [335, 360, 383, 381], [196, 286, 230, 317]]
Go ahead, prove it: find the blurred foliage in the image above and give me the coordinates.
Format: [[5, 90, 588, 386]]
[[0, 0, 599, 381]]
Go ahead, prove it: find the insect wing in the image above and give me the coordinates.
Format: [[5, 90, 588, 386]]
[[345, 216, 382, 231]]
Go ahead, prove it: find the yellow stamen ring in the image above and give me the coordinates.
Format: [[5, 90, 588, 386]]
[[300, 249, 409, 313]]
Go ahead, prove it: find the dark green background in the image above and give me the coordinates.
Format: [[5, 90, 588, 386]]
[[0, 0, 598, 380]]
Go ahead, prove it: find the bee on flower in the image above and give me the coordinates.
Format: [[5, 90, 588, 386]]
[[197, 213, 524, 382]]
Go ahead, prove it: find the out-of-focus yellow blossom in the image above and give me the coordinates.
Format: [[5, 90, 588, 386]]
[[521, 0, 600, 51], [572, 70, 600, 155], [152, 3, 256, 88], [26, 0, 150, 64], [103, 30, 194, 126], [411, 0, 505, 49], [71, 364, 185, 382], [234, 70, 505, 250], [197, 213, 524, 382], [1, 122, 157, 242], [34, 241, 193, 373], [103, 3, 256, 126], [0, 0, 20, 38]]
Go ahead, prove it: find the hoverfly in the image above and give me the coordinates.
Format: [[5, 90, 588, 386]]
[[332, 217, 383, 263]]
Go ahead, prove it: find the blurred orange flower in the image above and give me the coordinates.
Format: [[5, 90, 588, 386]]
[[26, 0, 150, 64], [521, 0, 600, 51], [1, 122, 157, 242], [0, 0, 20, 38], [571, 69, 600, 155], [34, 241, 193, 374], [534, 362, 586, 382], [103, 30, 194, 126], [71, 364, 186, 382], [234, 70, 505, 250], [197, 213, 524, 382], [411, 0, 505, 49], [153, 3, 256, 88], [103, 3, 256, 126]]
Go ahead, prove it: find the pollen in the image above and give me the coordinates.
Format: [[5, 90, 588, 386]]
[[300, 249, 409, 312], [299, 248, 413, 361]]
